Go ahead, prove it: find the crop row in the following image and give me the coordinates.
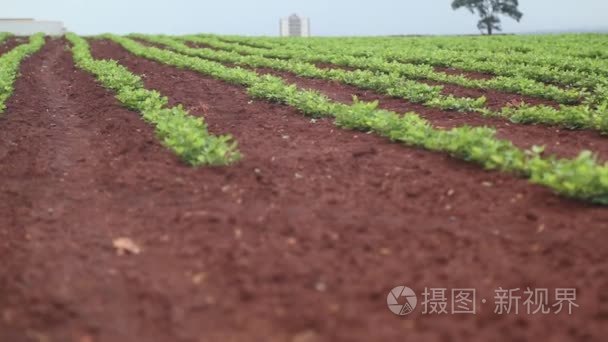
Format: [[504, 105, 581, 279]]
[[349, 34, 608, 59], [134, 35, 485, 112], [218, 34, 608, 60], [0, 34, 45, 113], [103, 34, 608, 203], [66, 34, 240, 166], [190, 35, 583, 105], [139, 35, 608, 134], [410, 45, 608, 78], [262, 36, 608, 74], [216, 35, 608, 98], [269, 35, 608, 77], [384, 49, 608, 92]]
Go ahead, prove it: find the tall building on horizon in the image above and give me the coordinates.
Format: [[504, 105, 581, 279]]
[[280, 14, 311, 37]]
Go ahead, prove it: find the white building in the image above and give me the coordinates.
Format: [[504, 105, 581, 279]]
[[280, 14, 311, 37], [0, 18, 66, 36]]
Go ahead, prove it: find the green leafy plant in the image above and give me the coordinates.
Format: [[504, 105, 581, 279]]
[[0, 33, 45, 113], [67, 33, 241, 166]]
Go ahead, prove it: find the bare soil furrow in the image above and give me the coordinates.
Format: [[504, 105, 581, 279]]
[[0, 38, 185, 342], [434, 65, 496, 80], [0, 37, 28, 55]]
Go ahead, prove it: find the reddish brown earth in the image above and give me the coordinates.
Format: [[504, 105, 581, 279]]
[[184, 41, 220, 51], [0, 37, 606, 342], [434, 66, 495, 81], [0, 37, 29, 55], [183, 41, 253, 60], [228, 40, 274, 50], [315, 62, 358, 72], [187, 39, 274, 51]]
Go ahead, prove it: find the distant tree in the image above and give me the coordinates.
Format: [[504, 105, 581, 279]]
[[452, 0, 523, 35]]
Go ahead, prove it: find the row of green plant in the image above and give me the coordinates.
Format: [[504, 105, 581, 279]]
[[0, 34, 45, 113], [66, 33, 240, 166], [217, 33, 608, 60], [410, 46, 608, 78], [347, 34, 608, 60], [214, 35, 608, 98], [218, 36, 608, 121], [384, 49, 608, 90], [106, 34, 608, 204], [189, 35, 584, 105], [142, 35, 608, 134], [239, 35, 608, 72], [290, 35, 608, 76], [133, 34, 485, 112]]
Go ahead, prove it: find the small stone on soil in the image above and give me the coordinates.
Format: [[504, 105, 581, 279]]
[[112, 237, 141, 255], [192, 272, 207, 285], [292, 330, 320, 342], [379, 248, 392, 256], [315, 281, 327, 292], [78, 335, 95, 342]]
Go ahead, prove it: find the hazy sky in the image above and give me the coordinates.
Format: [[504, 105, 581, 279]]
[[4, 0, 608, 36]]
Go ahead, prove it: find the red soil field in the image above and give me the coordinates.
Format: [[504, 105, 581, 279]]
[[0, 38, 606, 342]]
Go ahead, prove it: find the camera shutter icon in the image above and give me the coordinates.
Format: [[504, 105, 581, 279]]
[[387, 286, 417, 316]]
